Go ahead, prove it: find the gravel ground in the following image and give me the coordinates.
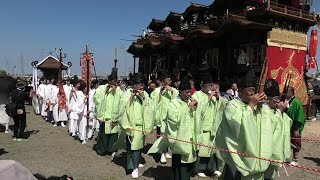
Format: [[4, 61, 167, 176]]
[[0, 106, 320, 180]]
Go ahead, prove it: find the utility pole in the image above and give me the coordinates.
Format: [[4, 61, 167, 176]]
[[5, 57, 9, 72], [19, 52, 25, 75], [111, 48, 118, 79], [120, 41, 127, 76]]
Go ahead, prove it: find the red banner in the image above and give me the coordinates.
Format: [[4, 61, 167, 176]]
[[81, 46, 93, 85], [58, 80, 67, 110], [267, 46, 308, 105], [58, 55, 67, 110], [307, 29, 318, 69]]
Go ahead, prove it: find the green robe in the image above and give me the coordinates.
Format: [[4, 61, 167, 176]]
[[192, 92, 230, 157], [216, 100, 273, 180], [114, 91, 154, 151], [149, 98, 199, 163], [264, 107, 292, 179], [287, 97, 305, 136], [151, 87, 179, 133], [192, 91, 216, 157], [94, 85, 125, 134]]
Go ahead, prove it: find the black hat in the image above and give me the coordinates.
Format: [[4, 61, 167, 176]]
[[99, 79, 108, 85], [47, 75, 54, 81], [179, 76, 192, 91], [132, 74, 144, 85], [16, 80, 26, 89], [108, 73, 117, 81], [238, 69, 258, 89], [72, 75, 80, 86], [160, 72, 171, 81], [202, 74, 213, 84], [264, 79, 280, 97], [78, 81, 87, 91], [91, 79, 99, 88]]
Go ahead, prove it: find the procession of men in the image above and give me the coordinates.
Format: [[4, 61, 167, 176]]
[[3, 68, 301, 180]]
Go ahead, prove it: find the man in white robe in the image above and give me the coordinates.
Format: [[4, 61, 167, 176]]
[[50, 84, 59, 126], [76, 83, 87, 144], [31, 79, 40, 115], [46, 78, 56, 123], [63, 79, 73, 109], [87, 81, 99, 139], [36, 78, 47, 119], [68, 80, 82, 137]]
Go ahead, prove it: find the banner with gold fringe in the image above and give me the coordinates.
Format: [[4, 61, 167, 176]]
[[267, 46, 308, 105]]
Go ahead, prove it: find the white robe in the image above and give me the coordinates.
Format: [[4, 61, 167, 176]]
[[63, 84, 73, 108], [58, 109, 68, 122], [32, 91, 40, 115], [46, 84, 56, 112], [52, 87, 68, 123], [76, 92, 87, 141], [49, 86, 59, 123], [68, 90, 84, 135], [0, 104, 10, 125], [87, 89, 98, 139], [36, 84, 47, 117]]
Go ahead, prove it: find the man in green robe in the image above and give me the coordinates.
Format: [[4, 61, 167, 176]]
[[94, 76, 124, 158], [148, 77, 199, 180], [150, 73, 178, 164], [263, 79, 292, 179], [215, 76, 273, 180], [286, 86, 305, 166], [168, 77, 199, 180], [116, 74, 154, 179], [192, 75, 224, 178]]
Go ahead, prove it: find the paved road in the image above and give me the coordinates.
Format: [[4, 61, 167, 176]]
[[1, 106, 320, 179]]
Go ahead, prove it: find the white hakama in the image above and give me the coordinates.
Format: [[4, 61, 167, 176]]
[[77, 93, 87, 142], [59, 109, 68, 122], [0, 104, 10, 125], [68, 90, 84, 136], [86, 112, 96, 139], [78, 113, 87, 142], [32, 94, 40, 115], [37, 84, 48, 117], [53, 103, 59, 123], [86, 89, 97, 139]]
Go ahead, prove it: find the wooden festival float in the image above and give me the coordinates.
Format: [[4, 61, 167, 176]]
[[128, 0, 319, 115]]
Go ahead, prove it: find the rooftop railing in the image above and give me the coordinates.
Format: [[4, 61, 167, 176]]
[[232, 0, 315, 22]]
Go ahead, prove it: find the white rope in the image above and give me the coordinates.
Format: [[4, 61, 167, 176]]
[[283, 164, 289, 176]]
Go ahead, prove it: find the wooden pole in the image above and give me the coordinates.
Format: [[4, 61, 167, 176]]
[[59, 49, 62, 84], [133, 56, 136, 74], [86, 46, 90, 134], [257, 57, 268, 94], [115, 48, 118, 60]]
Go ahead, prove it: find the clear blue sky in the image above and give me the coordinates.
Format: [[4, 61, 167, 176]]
[[0, 0, 319, 76], [0, 0, 210, 76]]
